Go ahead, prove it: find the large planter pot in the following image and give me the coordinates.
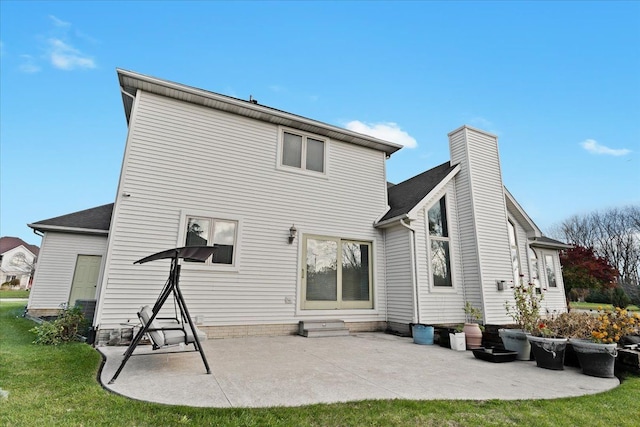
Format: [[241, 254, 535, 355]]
[[412, 324, 434, 345], [499, 328, 531, 361], [527, 336, 568, 370], [463, 323, 483, 349], [570, 339, 618, 378], [450, 332, 466, 351]]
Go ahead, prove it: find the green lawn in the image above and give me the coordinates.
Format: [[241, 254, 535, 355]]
[[570, 301, 640, 312], [0, 289, 30, 299], [1, 300, 639, 427]]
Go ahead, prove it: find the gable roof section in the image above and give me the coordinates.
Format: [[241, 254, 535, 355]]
[[504, 188, 542, 238], [377, 161, 459, 226], [0, 237, 39, 256], [28, 204, 114, 236], [117, 68, 403, 156]]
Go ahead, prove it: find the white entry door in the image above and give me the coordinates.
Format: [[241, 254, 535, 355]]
[[68, 255, 102, 306]]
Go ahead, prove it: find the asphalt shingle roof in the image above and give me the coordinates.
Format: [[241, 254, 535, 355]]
[[0, 237, 39, 255], [29, 203, 114, 232], [380, 161, 457, 223]]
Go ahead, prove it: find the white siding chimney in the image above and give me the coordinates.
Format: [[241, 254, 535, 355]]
[[449, 125, 513, 324]]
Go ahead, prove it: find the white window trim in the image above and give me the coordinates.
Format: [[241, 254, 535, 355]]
[[426, 194, 457, 292], [177, 210, 242, 272], [542, 251, 559, 290], [527, 246, 543, 291], [276, 126, 329, 178], [299, 233, 375, 310]]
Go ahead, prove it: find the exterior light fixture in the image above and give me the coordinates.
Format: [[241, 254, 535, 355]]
[[288, 225, 297, 244]]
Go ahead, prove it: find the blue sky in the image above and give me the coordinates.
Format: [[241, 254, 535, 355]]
[[1, 1, 639, 247]]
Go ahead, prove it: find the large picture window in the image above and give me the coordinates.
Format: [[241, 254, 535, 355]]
[[280, 129, 326, 173], [184, 216, 237, 265], [428, 196, 452, 287], [303, 235, 372, 309]]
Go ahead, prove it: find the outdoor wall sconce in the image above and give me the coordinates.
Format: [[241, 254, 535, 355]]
[[496, 280, 506, 291], [288, 225, 297, 244]]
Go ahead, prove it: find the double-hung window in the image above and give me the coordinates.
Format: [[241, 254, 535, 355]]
[[280, 129, 326, 174], [428, 196, 452, 287], [184, 216, 238, 265]]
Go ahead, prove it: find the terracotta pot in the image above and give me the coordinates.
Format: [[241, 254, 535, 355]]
[[463, 323, 483, 349]]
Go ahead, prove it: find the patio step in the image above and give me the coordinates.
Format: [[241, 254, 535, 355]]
[[298, 320, 350, 338]]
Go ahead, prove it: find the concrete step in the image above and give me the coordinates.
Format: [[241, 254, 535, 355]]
[[298, 320, 349, 338], [301, 328, 350, 338]]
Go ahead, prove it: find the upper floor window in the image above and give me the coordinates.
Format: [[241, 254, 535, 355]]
[[428, 196, 452, 287], [528, 246, 541, 289], [184, 216, 237, 265], [280, 129, 326, 174], [508, 221, 521, 284]]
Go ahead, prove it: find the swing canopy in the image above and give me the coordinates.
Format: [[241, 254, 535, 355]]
[[134, 246, 217, 264]]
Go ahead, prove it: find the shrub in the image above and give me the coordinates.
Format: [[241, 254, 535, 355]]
[[535, 312, 599, 339], [504, 275, 543, 333], [30, 306, 87, 345], [591, 307, 640, 344]]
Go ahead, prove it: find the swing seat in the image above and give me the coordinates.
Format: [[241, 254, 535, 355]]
[[138, 305, 206, 349]]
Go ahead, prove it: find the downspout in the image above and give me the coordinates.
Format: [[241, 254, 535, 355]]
[[400, 218, 420, 324]]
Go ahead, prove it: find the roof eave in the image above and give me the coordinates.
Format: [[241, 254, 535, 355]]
[[116, 68, 403, 156], [28, 224, 109, 236], [529, 238, 573, 250]]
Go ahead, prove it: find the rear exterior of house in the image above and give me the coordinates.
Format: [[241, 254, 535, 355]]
[[26, 69, 569, 341], [92, 69, 402, 337]]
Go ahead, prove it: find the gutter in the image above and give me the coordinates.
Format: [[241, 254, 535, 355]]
[[27, 224, 109, 236]]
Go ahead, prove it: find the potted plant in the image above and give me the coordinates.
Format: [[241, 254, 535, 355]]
[[449, 324, 466, 351], [500, 275, 542, 360], [528, 317, 569, 370], [570, 307, 640, 378], [462, 301, 484, 349]]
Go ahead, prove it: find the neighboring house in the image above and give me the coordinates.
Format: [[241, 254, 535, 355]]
[[27, 69, 570, 339], [0, 236, 39, 289]]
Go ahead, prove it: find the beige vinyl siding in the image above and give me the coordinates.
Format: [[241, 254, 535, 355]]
[[28, 232, 107, 310], [97, 91, 388, 328], [414, 182, 467, 324], [384, 224, 414, 324]]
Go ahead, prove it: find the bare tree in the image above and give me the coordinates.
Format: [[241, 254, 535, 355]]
[[552, 206, 640, 291]]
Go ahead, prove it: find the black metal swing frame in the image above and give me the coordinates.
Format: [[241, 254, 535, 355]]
[[108, 246, 214, 384]]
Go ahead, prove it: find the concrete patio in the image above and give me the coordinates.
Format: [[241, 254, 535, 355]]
[[98, 332, 619, 408]]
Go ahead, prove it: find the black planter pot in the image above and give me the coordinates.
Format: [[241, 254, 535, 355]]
[[528, 336, 567, 370], [570, 339, 618, 378]]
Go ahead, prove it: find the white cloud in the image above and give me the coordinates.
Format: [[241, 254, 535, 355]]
[[47, 38, 96, 70], [49, 15, 70, 28], [19, 54, 41, 73], [345, 120, 417, 148], [580, 139, 631, 156]]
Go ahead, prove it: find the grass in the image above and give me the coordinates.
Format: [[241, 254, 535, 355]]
[[570, 301, 640, 312], [0, 289, 30, 299], [1, 300, 639, 427]]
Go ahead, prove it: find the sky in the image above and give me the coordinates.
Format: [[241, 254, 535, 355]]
[[1, 1, 639, 247]]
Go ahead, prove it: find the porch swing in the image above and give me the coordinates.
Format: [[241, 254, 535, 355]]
[[108, 246, 215, 384]]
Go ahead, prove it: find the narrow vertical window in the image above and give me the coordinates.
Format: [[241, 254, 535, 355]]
[[428, 196, 452, 287], [508, 221, 521, 284], [528, 246, 541, 289], [545, 254, 557, 287]]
